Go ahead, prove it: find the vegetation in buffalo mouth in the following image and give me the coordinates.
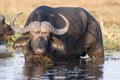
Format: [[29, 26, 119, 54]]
[[0, 0, 120, 50], [26, 55, 53, 64]]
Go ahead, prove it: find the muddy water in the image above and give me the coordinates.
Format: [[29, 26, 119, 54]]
[[0, 50, 120, 80]]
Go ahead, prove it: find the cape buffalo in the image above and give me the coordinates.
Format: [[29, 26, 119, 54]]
[[0, 14, 14, 41], [10, 6, 104, 63]]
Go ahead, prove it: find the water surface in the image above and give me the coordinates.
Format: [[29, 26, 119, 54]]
[[0, 50, 120, 80]]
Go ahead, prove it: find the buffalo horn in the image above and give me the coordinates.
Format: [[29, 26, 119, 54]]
[[10, 12, 30, 33], [51, 14, 70, 35], [0, 15, 5, 21]]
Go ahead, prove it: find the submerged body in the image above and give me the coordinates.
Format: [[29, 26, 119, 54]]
[[11, 6, 104, 63]]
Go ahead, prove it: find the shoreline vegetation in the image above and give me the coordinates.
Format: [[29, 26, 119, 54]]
[[0, 0, 120, 50]]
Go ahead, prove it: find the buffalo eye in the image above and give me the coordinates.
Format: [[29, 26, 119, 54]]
[[41, 32, 50, 40]]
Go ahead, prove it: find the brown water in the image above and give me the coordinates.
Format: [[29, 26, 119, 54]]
[[0, 50, 120, 80]]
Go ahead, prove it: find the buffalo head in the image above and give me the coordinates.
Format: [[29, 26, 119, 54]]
[[11, 12, 69, 56], [0, 14, 14, 40]]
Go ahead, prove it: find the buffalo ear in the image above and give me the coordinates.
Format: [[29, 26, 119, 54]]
[[51, 36, 65, 53], [13, 37, 30, 49]]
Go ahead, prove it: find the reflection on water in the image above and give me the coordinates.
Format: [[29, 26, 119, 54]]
[[103, 50, 120, 80], [0, 50, 120, 80]]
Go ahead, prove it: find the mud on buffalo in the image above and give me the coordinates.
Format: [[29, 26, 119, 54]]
[[10, 6, 104, 63]]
